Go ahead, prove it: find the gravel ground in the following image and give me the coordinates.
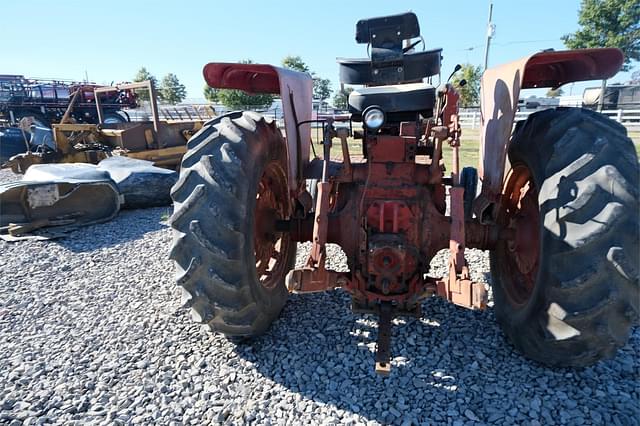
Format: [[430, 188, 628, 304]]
[[0, 169, 19, 185], [0, 167, 638, 425]]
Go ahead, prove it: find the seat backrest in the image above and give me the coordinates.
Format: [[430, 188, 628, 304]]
[[339, 12, 440, 85], [356, 12, 420, 47]]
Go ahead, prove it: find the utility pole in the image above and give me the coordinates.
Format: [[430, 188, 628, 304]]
[[598, 78, 607, 112], [483, 1, 495, 71]]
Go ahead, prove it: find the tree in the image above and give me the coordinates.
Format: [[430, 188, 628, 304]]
[[562, 0, 639, 71], [217, 89, 274, 110], [282, 55, 332, 101], [133, 67, 158, 101], [282, 55, 310, 73], [216, 59, 275, 110], [203, 85, 219, 103], [451, 64, 482, 108], [546, 88, 564, 97], [332, 87, 354, 110], [313, 78, 332, 102], [159, 73, 187, 104]]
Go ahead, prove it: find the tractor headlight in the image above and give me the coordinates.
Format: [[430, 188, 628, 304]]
[[363, 106, 385, 130]]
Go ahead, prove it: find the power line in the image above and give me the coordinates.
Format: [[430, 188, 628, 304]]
[[461, 38, 561, 52], [494, 38, 561, 46]]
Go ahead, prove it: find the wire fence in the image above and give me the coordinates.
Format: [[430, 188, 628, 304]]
[[126, 104, 640, 131], [459, 109, 640, 130]]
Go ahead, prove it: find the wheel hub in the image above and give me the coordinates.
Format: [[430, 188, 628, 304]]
[[254, 162, 291, 289], [503, 165, 540, 305]]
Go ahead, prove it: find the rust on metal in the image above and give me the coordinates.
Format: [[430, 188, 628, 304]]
[[500, 164, 541, 306], [255, 161, 293, 290]]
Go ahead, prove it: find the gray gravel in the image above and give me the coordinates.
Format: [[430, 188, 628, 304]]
[[0, 167, 638, 425], [0, 169, 19, 185]]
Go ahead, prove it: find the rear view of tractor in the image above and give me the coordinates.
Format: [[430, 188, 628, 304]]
[[169, 13, 639, 373]]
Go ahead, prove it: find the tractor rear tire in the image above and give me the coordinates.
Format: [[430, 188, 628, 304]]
[[169, 111, 296, 338], [490, 107, 639, 367]]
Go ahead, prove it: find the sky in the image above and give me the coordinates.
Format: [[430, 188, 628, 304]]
[[1, 0, 635, 101]]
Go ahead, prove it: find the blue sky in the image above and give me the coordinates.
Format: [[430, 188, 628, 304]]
[[2, 0, 635, 100]]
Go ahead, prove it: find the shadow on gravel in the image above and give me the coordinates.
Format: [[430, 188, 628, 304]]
[[52, 207, 168, 253], [233, 290, 640, 424]]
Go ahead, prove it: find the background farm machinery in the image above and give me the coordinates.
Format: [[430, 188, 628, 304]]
[[1, 81, 202, 174], [0, 74, 136, 127]]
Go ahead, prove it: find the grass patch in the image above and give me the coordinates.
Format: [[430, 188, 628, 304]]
[[312, 129, 480, 170], [443, 129, 480, 171], [313, 128, 638, 167], [628, 132, 640, 157]]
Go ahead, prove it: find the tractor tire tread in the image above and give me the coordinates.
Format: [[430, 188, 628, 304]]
[[169, 111, 294, 337], [491, 107, 639, 367]]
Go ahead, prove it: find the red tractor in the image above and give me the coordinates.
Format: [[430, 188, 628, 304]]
[[169, 13, 638, 374]]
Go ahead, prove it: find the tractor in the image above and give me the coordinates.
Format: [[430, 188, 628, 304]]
[[169, 12, 639, 374]]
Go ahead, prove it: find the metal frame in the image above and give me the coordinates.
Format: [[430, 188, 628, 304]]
[[278, 85, 495, 374], [2, 80, 202, 173], [95, 80, 160, 133]]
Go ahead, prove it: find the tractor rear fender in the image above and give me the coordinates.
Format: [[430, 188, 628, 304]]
[[474, 48, 624, 222], [203, 63, 313, 191]]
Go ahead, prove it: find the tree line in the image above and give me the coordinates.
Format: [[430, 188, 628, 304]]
[[133, 67, 187, 105], [203, 56, 334, 110]]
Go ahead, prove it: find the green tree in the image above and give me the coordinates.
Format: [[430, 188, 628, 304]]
[[282, 55, 310, 73], [451, 64, 482, 107], [159, 73, 187, 104], [133, 67, 158, 101], [313, 78, 332, 102], [203, 85, 219, 103], [546, 88, 564, 97], [217, 90, 274, 109], [562, 0, 639, 71], [282, 55, 332, 101], [332, 87, 354, 109]]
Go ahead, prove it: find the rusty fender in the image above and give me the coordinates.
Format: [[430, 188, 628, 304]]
[[474, 48, 623, 222]]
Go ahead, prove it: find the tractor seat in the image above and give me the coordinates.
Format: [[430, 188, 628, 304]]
[[337, 48, 442, 85], [348, 82, 436, 119]]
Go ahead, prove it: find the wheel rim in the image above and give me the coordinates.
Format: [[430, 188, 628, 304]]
[[501, 164, 541, 306], [254, 161, 291, 289], [103, 114, 124, 124]]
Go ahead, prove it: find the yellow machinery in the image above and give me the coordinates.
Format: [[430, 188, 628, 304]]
[[2, 81, 203, 174]]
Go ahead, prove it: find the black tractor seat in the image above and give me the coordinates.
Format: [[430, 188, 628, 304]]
[[337, 48, 442, 85], [348, 82, 436, 119]]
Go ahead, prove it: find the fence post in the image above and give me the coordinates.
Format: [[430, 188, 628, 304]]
[[616, 109, 622, 123], [472, 111, 478, 130]]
